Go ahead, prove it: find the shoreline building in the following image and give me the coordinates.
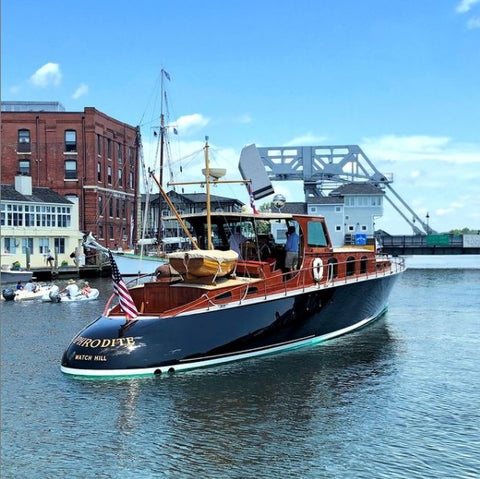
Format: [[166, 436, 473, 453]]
[[1, 101, 140, 251], [1, 176, 84, 270]]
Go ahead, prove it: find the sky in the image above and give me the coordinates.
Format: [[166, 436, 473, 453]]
[[2, 0, 480, 234]]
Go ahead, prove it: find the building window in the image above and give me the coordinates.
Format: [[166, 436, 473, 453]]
[[99, 224, 104, 239], [65, 130, 77, 152], [335, 206, 342, 213], [18, 159, 31, 176], [109, 225, 114, 239], [129, 171, 134, 189], [65, 160, 78, 179], [97, 161, 102, 182], [56, 206, 71, 227], [21, 237, 34, 254], [116, 198, 120, 218], [109, 199, 113, 217], [3, 237, 18, 254], [118, 168, 123, 187], [129, 146, 135, 165], [54, 237, 66, 254], [97, 134, 102, 156], [107, 139, 112, 159], [25, 205, 35, 226], [38, 237, 50, 255], [107, 165, 112, 184], [18, 129, 31, 152], [122, 199, 126, 219], [98, 196, 103, 216], [335, 225, 342, 231], [117, 143, 123, 162]]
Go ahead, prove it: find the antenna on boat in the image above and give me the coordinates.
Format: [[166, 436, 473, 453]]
[[168, 137, 251, 250]]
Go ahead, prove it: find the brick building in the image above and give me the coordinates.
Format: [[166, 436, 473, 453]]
[[1, 101, 140, 250]]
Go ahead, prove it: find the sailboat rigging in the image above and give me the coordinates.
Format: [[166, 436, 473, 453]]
[[110, 69, 174, 276]]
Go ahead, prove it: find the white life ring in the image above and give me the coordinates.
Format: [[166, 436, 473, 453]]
[[313, 257, 323, 282]]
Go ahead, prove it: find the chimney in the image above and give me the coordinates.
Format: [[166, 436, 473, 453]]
[[15, 175, 33, 196]]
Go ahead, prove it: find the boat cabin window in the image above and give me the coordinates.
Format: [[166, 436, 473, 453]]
[[360, 256, 368, 274], [346, 256, 356, 276], [307, 221, 328, 247], [327, 258, 338, 279]]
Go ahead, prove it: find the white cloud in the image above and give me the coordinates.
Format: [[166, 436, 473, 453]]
[[235, 114, 252, 124], [29, 62, 62, 87], [174, 113, 210, 136], [72, 83, 89, 99], [467, 16, 480, 28], [456, 0, 480, 13], [361, 134, 480, 164]]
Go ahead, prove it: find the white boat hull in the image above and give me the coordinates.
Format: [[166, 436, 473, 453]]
[[111, 252, 166, 276], [0, 270, 34, 284]]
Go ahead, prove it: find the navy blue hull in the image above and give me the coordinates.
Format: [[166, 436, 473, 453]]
[[61, 274, 400, 376]]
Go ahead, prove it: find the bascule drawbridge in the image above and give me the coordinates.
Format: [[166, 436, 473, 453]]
[[239, 143, 435, 235]]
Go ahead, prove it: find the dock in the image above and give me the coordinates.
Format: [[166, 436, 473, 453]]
[[30, 264, 111, 281]]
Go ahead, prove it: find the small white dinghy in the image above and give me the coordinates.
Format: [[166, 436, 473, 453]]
[[41, 285, 100, 303], [14, 284, 56, 302]]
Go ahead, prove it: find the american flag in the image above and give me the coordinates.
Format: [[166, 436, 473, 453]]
[[108, 251, 139, 320], [247, 183, 259, 214]]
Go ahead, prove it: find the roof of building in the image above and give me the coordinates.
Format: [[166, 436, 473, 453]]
[[0, 184, 73, 204], [142, 190, 244, 206], [307, 196, 344, 205], [330, 183, 385, 196], [278, 202, 307, 214]]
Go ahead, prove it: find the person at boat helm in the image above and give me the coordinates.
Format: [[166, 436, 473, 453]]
[[285, 225, 299, 274], [229, 226, 248, 259]]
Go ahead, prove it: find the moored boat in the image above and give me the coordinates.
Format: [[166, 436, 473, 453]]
[[61, 208, 405, 377], [111, 250, 167, 276], [0, 268, 33, 284]]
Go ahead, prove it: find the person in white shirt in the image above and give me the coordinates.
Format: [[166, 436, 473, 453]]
[[229, 226, 248, 258], [63, 279, 79, 298]]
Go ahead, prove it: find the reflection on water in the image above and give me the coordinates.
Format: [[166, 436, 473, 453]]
[[2, 272, 480, 479]]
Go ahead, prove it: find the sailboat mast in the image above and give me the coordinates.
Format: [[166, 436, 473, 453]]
[[204, 137, 213, 250], [157, 70, 167, 250]]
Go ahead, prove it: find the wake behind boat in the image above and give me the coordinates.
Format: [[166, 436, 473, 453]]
[[61, 139, 405, 378]]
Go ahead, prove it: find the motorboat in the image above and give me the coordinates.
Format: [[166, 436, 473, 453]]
[[0, 267, 33, 284], [13, 284, 56, 302], [61, 139, 405, 378]]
